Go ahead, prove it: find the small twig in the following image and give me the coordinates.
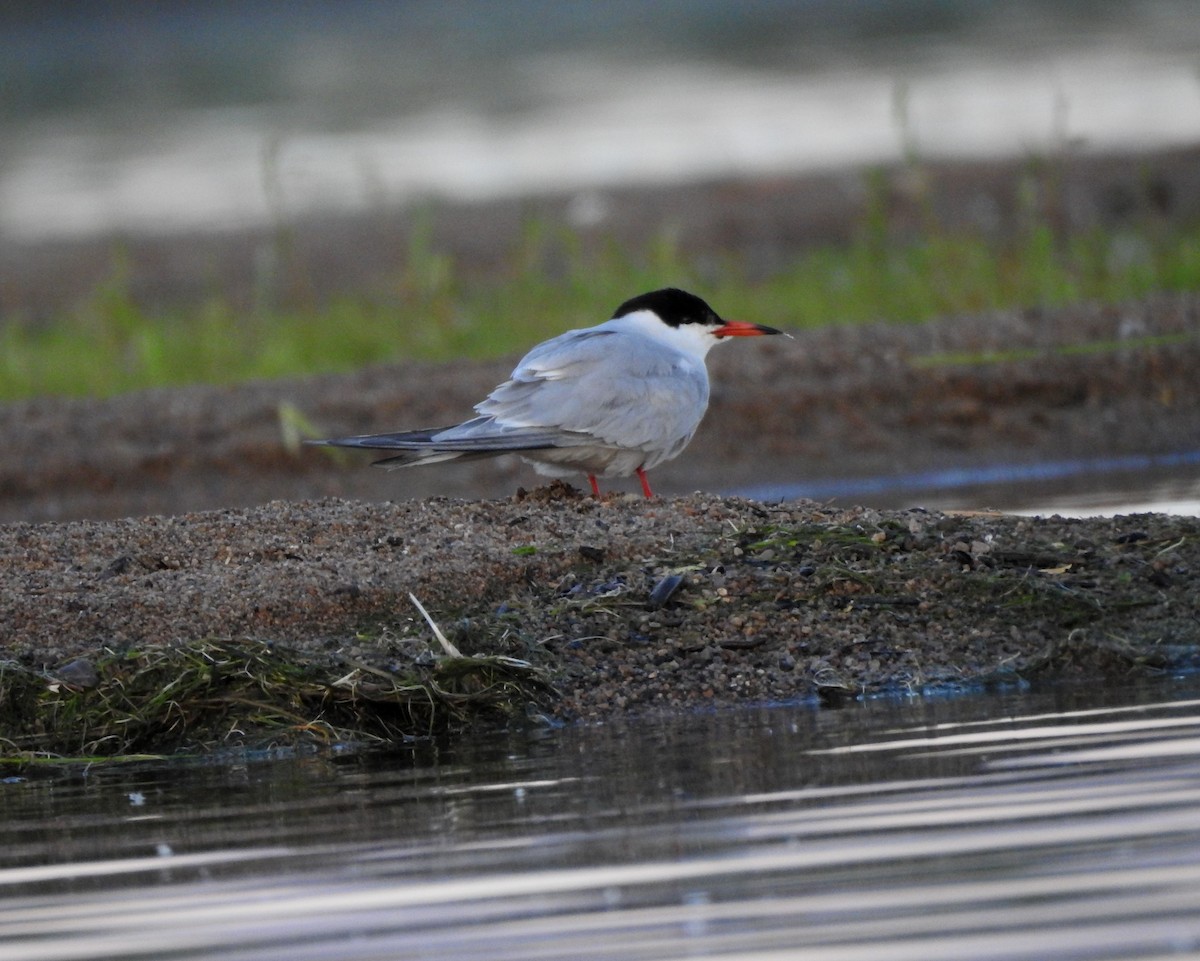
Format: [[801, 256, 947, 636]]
[[409, 593, 463, 658], [1153, 536, 1186, 559]]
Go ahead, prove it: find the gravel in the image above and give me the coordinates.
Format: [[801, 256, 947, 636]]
[[2, 483, 1196, 747]]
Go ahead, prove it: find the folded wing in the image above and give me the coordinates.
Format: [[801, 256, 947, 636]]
[[312, 326, 710, 468], [477, 328, 710, 452]]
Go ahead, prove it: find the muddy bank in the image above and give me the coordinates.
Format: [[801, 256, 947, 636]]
[[1, 487, 1196, 754], [4, 147, 1200, 524]]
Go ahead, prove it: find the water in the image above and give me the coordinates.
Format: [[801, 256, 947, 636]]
[[5, 677, 1200, 960], [735, 454, 1200, 517], [3, 0, 1200, 240]]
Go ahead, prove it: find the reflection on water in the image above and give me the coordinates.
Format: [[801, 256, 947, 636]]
[[4, 678, 1200, 959], [736, 454, 1200, 517]]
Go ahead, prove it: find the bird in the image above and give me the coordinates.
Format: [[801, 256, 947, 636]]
[[309, 287, 783, 498]]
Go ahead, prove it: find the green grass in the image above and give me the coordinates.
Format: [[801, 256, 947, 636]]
[[4, 208, 1200, 401]]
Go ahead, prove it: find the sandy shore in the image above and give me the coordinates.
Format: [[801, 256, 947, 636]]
[[2, 485, 1197, 754], [2, 150, 1199, 754], [3, 291, 1199, 753]]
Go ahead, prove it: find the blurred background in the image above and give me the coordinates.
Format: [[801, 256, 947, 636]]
[[2, 0, 1199, 519], [3, 0, 1199, 241]]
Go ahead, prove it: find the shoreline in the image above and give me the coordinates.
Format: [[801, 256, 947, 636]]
[[3, 147, 1199, 756], [2, 291, 1198, 524], [2, 488, 1197, 756]]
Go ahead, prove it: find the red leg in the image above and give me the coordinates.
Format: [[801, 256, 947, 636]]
[[588, 474, 601, 498], [636, 466, 653, 499]]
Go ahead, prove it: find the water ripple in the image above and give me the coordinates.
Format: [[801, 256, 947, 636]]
[[3, 684, 1200, 960]]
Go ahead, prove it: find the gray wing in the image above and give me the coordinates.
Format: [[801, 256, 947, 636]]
[[307, 420, 570, 470], [309, 327, 711, 467], [313, 422, 563, 452], [474, 328, 710, 451]]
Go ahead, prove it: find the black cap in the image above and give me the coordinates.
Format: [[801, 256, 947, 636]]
[[612, 288, 723, 328]]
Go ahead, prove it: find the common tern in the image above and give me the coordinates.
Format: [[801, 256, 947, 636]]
[[311, 287, 783, 497]]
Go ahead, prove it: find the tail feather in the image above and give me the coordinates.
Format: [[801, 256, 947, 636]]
[[368, 448, 502, 470], [307, 422, 570, 471], [308, 428, 451, 451]]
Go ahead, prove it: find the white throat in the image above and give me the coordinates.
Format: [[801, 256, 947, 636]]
[[604, 308, 720, 362]]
